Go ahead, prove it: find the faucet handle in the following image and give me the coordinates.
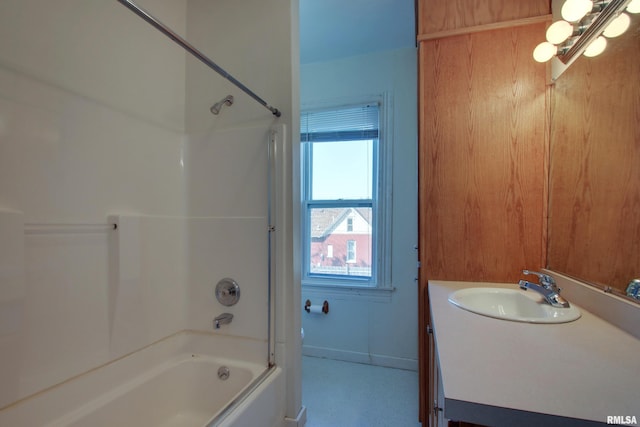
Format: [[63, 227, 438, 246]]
[[522, 270, 556, 288]]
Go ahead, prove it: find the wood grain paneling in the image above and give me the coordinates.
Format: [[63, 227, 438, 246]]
[[417, 3, 551, 423], [419, 23, 548, 284], [418, 0, 550, 35], [417, 15, 551, 42], [547, 18, 640, 291]]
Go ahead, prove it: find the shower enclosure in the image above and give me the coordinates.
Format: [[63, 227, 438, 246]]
[[0, 0, 301, 425]]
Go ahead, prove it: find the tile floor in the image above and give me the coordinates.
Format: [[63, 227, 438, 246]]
[[302, 356, 422, 427]]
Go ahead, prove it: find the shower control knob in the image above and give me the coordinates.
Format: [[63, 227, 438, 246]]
[[215, 278, 241, 306]]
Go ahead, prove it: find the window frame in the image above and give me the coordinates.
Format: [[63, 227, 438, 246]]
[[301, 94, 393, 292]]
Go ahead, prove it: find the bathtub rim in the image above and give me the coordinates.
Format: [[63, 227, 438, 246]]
[[206, 363, 278, 427], [46, 352, 265, 427], [0, 330, 270, 426]]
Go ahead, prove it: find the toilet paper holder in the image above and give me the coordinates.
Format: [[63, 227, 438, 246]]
[[304, 299, 329, 314]]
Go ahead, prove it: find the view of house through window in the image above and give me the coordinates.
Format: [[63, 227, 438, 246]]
[[310, 207, 372, 277], [301, 103, 379, 284]]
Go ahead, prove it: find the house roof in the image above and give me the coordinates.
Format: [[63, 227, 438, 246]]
[[310, 207, 371, 239]]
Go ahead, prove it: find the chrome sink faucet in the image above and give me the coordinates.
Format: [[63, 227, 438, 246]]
[[214, 313, 233, 329], [519, 270, 570, 308]]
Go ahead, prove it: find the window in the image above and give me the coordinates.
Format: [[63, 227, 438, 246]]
[[301, 101, 389, 288], [346, 240, 356, 263]]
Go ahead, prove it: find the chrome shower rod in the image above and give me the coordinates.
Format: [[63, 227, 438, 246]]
[[116, 0, 282, 117]]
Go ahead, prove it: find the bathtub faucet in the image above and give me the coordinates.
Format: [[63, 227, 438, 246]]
[[214, 313, 233, 329]]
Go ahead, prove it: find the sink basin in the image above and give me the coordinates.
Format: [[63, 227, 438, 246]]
[[448, 287, 581, 323]]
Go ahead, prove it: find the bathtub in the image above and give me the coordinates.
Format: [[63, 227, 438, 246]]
[[0, 331, 284, 427]]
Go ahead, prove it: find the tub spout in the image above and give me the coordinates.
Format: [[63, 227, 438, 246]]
[[214, 313, 233, 329]]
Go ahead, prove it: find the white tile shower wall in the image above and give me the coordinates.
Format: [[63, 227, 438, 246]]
[[185, 125, 270, 217], [0, 210, 25, 407], [185, 0, 294, 133], [184, 124, 272, 342], [187, 217, 269, 341], [0, 0, 187, 132], [20, 230, 111, 398], [183, 10, 298, 419], [0, 0, 297, 418], [0, 0, 188, 409], [183, 0, 301, 418], [0, 65, 186, 220], [108, 215, 187, 358], [3, 215, 187, 408], [183, 0, 289, 350]]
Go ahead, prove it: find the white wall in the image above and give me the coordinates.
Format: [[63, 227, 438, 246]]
[[300, 47, 419, 370], [0, 0, 299, 421]]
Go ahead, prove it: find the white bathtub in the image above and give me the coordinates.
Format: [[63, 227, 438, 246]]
[[0, 331, 284, 427]]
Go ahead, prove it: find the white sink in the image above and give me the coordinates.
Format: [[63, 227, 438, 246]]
[[448, 287, 581, 323]]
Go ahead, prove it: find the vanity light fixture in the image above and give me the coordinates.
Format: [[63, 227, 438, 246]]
[[533, 42, 562, 63], [533, 0, 638, 67], [546, 20, 575, 43], [628, 0, 640, 13], [603, 12, 631, 36], [583, 35, 608, 55], [561, 0, 594, 22]]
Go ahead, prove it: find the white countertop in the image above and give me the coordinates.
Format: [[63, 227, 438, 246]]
[[429, 280, 640, 427]]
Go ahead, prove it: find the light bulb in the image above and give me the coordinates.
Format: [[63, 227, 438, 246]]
[[604, 13, 631, 38], [546, 20, 574, 44], [561, 0, 593, 22], [627, 0, 640, 14], [583, 36, 607, 57], [533, 42, 558, 62]]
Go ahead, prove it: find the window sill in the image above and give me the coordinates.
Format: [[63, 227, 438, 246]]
[[301, 282, 395, 302]]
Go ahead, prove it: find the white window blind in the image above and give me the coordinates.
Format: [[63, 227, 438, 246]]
[[301, 104, 379, 143]]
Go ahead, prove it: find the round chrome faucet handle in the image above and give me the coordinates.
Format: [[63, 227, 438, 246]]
[[215, 278, 241, 306]]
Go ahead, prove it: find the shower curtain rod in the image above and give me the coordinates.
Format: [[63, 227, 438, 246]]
[[116, 0, 282, 117]]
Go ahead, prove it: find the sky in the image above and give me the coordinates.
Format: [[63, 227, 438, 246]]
[[310, 139, 373, 200]]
